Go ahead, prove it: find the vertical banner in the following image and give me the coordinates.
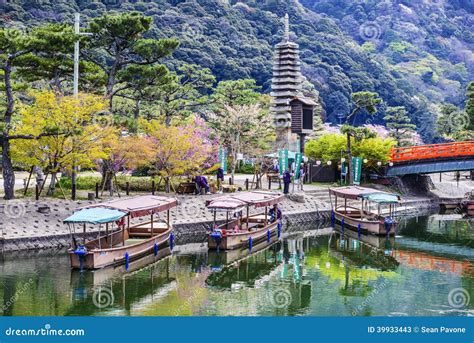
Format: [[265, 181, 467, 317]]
[[294, 152, 302, 179], [278, 149, 288, 176], [219, 147, 227, 174], [352, 157, 362, 185]]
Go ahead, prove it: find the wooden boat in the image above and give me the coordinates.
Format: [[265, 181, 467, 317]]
[[467, 201, 474, 216], [206, 191, 284, 250], [328, 186, 400, 236], [64, 195, 177, 270]]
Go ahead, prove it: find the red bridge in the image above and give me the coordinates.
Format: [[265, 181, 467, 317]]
[[388, 141, 474, 176]]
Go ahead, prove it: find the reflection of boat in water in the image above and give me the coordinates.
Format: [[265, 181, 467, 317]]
[[207, 235, 279, 269], [329, 230, 399, 271], [206, 240, 282, 288], [71, 247, 172, 287], [67, 254, 176, 316], [334, 226, 395, 250]]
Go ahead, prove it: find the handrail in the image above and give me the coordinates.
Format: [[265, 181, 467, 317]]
[[391, 141, 474, 162]]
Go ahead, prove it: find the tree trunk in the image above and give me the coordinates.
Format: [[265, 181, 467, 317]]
[[1, 138, 15, 200], [134, 99, 141, 120], [346, 132, 353, 185], [2, 58, 15, 200], [165, 177, 170, 193], [47, 172, 57, 196]]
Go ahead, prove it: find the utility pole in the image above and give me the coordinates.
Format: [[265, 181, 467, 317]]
[[71, 13, 92, 200]]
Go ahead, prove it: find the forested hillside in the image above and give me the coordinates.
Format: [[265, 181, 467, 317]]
[[1, 0, 473, 143]]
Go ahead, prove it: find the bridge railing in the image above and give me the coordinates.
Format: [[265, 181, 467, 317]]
[[391, 141, 474, 162]]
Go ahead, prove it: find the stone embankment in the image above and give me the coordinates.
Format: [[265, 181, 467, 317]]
[[0, 190, 438, 252]]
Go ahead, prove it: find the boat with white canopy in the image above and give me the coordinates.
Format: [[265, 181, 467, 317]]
[[206, 191, 284, 250], [64, 195, 177, 270], [328, 186, 400, 235]]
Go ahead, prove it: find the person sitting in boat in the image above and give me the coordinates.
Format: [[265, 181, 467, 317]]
[[269, 204, 282, 223]]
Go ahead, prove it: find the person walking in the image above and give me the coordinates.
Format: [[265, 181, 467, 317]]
[[283, 169, 291, 194]]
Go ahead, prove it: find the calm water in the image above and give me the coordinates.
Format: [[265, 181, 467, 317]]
[[1, 213, 473, 316]]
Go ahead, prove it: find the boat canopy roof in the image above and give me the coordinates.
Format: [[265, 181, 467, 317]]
[[206, 191, 284, 211], [329, 186, 400, 203], [87, 195, 178, 218], [64, 207, 126, 224], [360, 192, 400, 204]]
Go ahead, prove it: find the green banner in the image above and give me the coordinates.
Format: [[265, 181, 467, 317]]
[[278, 149, 288, 176], [219, 147, 227, 174], [294, 152, 302, 179], [352, 157, 362, 185]]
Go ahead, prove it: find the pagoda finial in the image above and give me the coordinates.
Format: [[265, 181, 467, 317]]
[[283, 13, 290, 41]]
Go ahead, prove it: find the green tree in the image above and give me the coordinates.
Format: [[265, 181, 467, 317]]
[[347, 91, 382, 125], [384, 106, 416, 146], [211, 79, 261, 107], [466, 81, 474, 130], [436, 104, 466, 139], [153, 64, 215, 126], [83, 12, 179, 110], [305, 133, 395, 168], [15, 23, 103, 94]]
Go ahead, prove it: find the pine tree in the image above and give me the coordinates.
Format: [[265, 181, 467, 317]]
[[384, 106, 416, 146]]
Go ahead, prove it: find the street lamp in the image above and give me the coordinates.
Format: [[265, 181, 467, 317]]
[[363, 158, 368, 164], [377, 161, 382, 167], [327, 161, 332, 166], [71, 13, 93, 200], [316, 160, 321, 166]]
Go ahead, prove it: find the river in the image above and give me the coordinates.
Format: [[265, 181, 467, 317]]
[[1, 213, 473, 316]]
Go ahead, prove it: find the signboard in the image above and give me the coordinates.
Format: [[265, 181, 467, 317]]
[[278, 149, 288, 176], [352, 157, 362, 185], [219, 147, 227, 174], [294, 152, 302, 179]]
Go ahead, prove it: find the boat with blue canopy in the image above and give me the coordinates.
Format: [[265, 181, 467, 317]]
[[64, 195, 177, 270], [328, 186, 400, 236]]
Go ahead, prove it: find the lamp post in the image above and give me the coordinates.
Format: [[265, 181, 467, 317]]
[[71, 13, 92, 200]]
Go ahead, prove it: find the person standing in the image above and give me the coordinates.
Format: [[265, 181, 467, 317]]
[[298, 163, 305, 191], [216, 167, 224, 193], [283, 169, 291, 194]]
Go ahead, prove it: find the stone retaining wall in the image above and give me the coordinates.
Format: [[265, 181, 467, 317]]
[[0, 197, 438, 252]]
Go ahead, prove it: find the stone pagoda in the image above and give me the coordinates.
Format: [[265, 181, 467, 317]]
[[270, 14, 315, 152]]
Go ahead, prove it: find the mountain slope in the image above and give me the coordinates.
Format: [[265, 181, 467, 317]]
[[1, 0, 472, 143]]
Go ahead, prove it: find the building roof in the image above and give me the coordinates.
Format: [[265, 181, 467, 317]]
[[290, 95, 318, 106]]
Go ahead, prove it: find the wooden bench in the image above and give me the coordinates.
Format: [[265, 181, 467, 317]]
[[177, 182, 196, 194]]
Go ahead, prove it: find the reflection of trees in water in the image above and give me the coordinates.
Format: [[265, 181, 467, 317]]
[[398, 215, 474, 247]]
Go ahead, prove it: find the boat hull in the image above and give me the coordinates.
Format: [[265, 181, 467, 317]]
[[467, 201, 474, 216], [208, 221, 279, 250], [334, 210, 396, 236], [69, 226, 173, 270]]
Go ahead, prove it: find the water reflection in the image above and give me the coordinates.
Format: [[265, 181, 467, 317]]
[[1, 213, 473, 316]]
